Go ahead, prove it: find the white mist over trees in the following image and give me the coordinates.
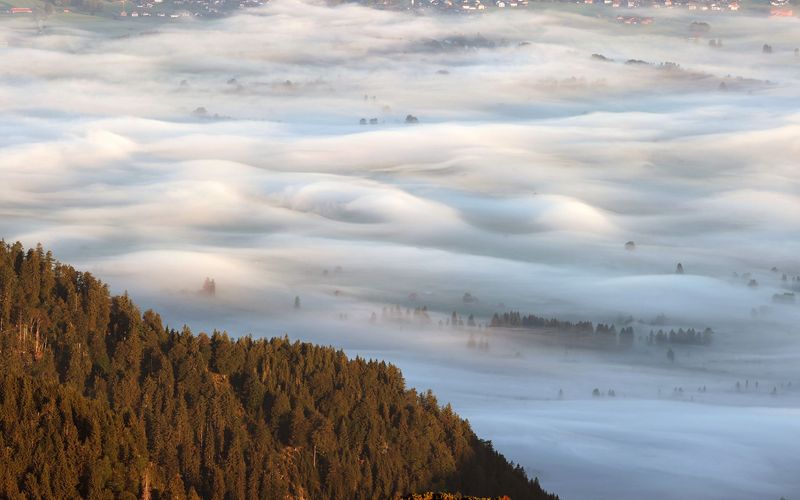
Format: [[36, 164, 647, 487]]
[[1, 2, 799, 498]]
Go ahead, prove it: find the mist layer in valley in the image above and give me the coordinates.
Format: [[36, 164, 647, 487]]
[[2, 3, 800, 498]]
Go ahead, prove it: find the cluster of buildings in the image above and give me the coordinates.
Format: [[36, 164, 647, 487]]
[[770, 0, 793, 15], [603, 0, 742, 11], [119, 0, 266, 18], [0, 0, 263, 18], [648, 0, 742, 11], [4, 0, 791, 19], [112, 0, 793, 17], [117, 0, 264, 18], [419, 0, 745, 12], [411, 0, 529, 11], [615, 15, 654, 23]]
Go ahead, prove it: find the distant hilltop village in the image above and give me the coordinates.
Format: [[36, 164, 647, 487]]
[[3, 0, 794, 20], [109, 0, 764, 17]]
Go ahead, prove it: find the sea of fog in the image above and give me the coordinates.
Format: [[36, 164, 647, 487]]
[[1, 2, 799, 498]]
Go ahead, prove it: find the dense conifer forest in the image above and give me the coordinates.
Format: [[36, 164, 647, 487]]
[[0, 242, 557, 500]]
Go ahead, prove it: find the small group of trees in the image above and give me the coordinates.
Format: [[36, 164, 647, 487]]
[[647, 327, 713, 346], [371, 304, 433, 326], [490, 311, 593, 333], [321, 265, 343, 276], [490, 310, 717, 354], [367, 307, 488, 332], [783, 274, 800, 292], [433, 312, 482, 330], [359, 115, 418, 125], [689, 21, 711, 34], [659, 385, 709, 399], [490, 311, 637, 348], [734, 379, 774, 392], [445, 311, 480, 329], [772, 292, 795, 304], [618, 326, 635, 347], [594, 323, 616, 335]]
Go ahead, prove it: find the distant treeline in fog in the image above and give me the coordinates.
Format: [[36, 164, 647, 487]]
[[489, 311, 713, 347]]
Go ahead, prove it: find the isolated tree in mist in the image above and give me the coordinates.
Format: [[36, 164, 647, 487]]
[[201, 277, 216, 296], [667, 348, 675, 363], [294, 296, 301, 309]]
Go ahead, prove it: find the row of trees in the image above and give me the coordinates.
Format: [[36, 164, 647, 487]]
[[490, 310, 711, 349], [647, 328, 714, 346], [490, 312, 594, 333], [0, 242, 557, 499], [489, 311, 635, 347], [370, 307, 487, 331], [372, 305, 433, 326]]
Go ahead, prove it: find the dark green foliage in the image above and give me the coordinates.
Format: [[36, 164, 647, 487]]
[[647, 327, 713, 346], [490, 312, 594, 333], [0, 242, 557, 500]]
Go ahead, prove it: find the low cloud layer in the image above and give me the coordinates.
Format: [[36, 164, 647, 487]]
[[2, 3, 799, 498]]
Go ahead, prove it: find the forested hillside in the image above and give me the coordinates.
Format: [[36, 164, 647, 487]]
[[0, 242, 556, 500]]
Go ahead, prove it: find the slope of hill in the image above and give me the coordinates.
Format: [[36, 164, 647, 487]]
[[0, 241, 556, 499]]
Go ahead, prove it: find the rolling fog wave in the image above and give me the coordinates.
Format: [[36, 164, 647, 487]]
[[2, 3, 800, 498]]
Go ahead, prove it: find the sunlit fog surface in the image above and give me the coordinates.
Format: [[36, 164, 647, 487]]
[[2, 3, 799, 498]]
